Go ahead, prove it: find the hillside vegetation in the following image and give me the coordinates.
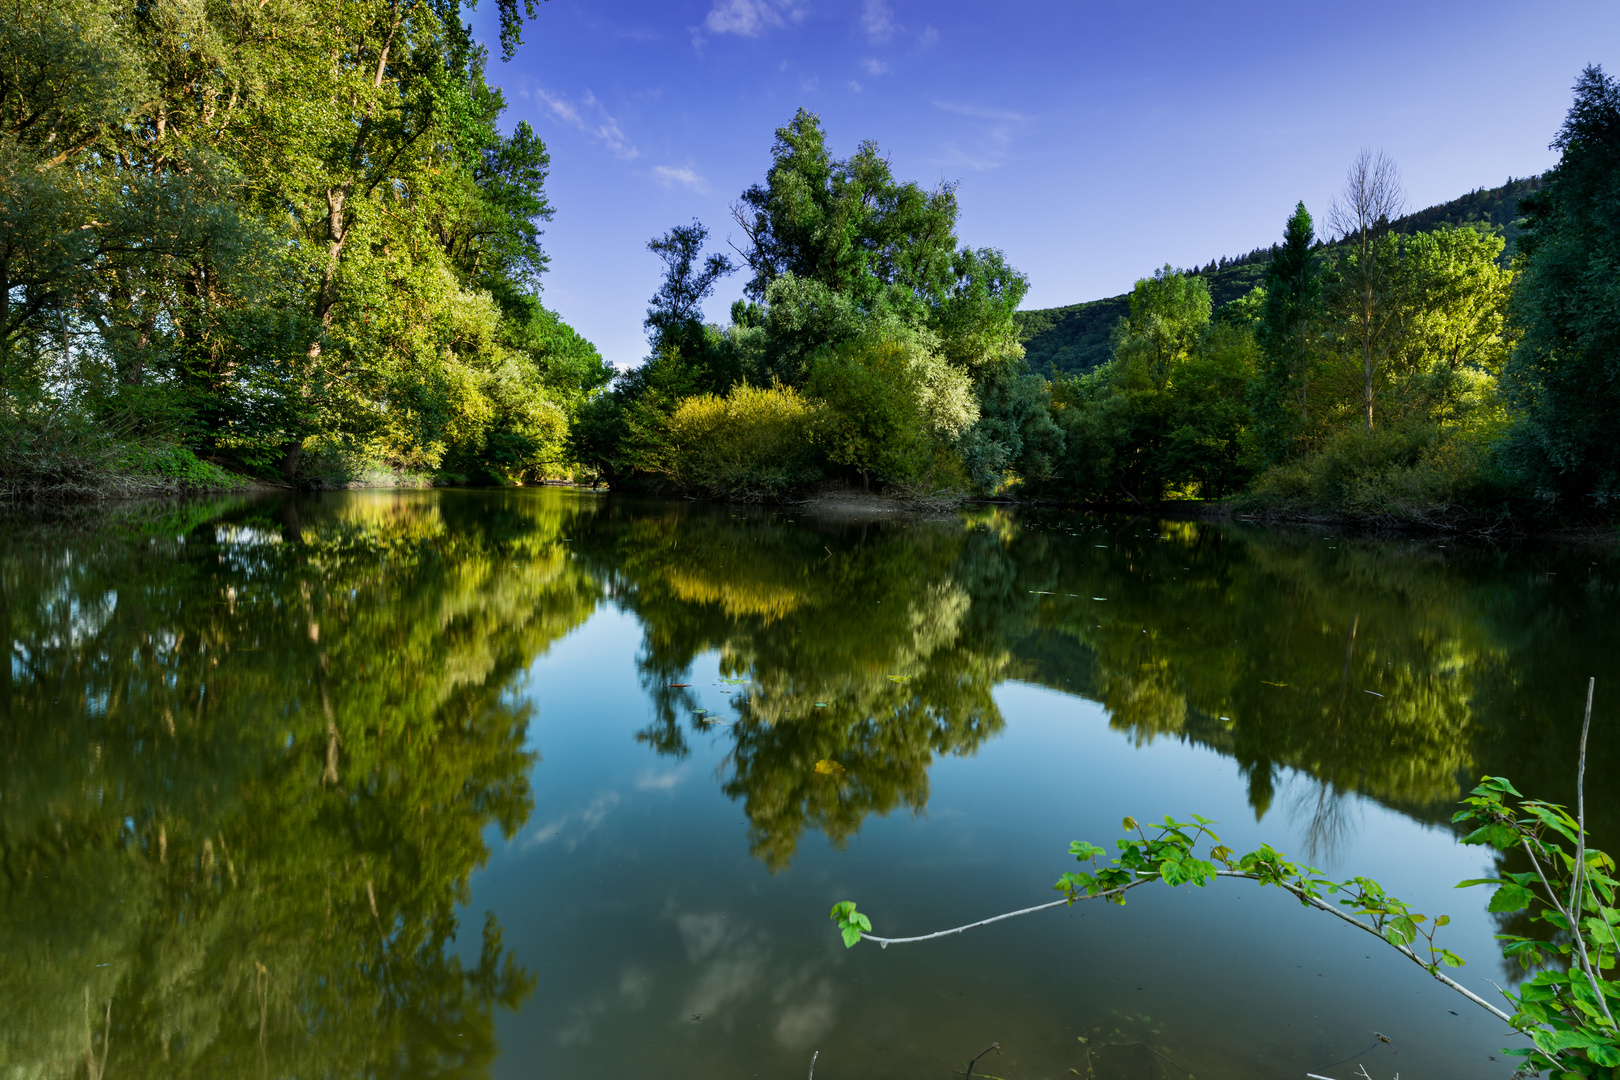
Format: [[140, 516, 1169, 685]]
[[1018, 176, 1544, 379]]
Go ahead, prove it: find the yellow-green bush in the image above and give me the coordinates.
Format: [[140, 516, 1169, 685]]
[[1240, 421, 1511, 521], [669, 383, 825, 498]]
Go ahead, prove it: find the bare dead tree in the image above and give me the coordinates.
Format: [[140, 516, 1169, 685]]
[[1328, 150, 1406, 432]]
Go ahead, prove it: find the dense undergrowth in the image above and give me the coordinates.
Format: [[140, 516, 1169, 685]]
[[0, 403, 244, 500]]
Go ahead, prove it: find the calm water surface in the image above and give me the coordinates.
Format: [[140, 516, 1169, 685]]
[[2, 488, 1616, 1079]]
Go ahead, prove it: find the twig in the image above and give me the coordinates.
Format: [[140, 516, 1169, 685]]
[[1233, 872, 1516, 1026], [1565, 678, 1614, 1028], [964, 1042, 1000, 1080], [859, 872, 1516, 1027], [808, 1049, 817, 1079], [858, 883, 1151, 947], [1569, 678, 1594, 933]]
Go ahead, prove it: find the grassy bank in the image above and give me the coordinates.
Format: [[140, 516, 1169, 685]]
[[0, 406, 250, 501]]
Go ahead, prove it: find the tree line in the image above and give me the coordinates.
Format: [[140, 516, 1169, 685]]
[[577, 68, 1620, 521], [1, 0, 610, 494], [5, 2, 1616, 522]]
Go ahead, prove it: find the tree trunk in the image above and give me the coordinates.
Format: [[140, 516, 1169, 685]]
[[1363, 339, 1375, 432]]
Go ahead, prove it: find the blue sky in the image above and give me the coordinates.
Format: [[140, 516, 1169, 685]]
[[467, 0, 1620, 368]]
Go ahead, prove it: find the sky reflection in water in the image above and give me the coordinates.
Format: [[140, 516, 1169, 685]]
[[1, 488, 1614, 1079]]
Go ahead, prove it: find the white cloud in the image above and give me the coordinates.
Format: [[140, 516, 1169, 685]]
[[861, 0, 896, 42], [652, 165, 708, 193], [860, 57, 889, 76], [846, 79, 862, 93], [704, 0, 805, 37], [931, 100, 1037, 171], [521, 791, 621, 850], [919, 24, 939, 47], [634, 766, 684, 790], [533, 88, 638, 160]]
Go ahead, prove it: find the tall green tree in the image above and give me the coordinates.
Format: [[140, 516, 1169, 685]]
[[1504, 65, 1620, 504], [1250, 202, 1321, 464], [1, 0, 601, 489]]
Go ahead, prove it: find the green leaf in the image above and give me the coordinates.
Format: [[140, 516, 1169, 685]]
[[1462, 824, 1520, 850], [1387, 917, 1418, 945], [1588, 1042, 1620, 1068], [1069, 841, 1106, 861], [1488, 884, 1535, 914], [841, 926, 861, 948]]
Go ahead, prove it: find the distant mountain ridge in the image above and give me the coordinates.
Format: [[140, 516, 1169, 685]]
[[1016, 175, 1544, 379]]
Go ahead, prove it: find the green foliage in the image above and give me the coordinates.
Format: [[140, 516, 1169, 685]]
[[808, 335, 977, 491], [0, 0, 600, 491], [1015, 295, 1131, 379], [1241, 421, 1514, 522], [1451, 775, 1620, 1074], [733, 108, 960, 322], [668, 382, 825, 498], [830, 773, 1620, 1076], [584, 111, 1045, 498], [830, 901, 872, 948], [1016, 175, 1542, 383], [1036, 268, 1253, 502], [117, 442, 243, 488], [1251, 202, 1323, 466], [1504, 65, 1620, 506]]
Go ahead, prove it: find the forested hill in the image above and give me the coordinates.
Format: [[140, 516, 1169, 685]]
[[1017, 175, 1544, 378]]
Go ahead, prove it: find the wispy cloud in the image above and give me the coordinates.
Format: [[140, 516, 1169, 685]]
[[703, 0, 805, 37], [634, 767, 684, 791], [919, 25, 939, 47], [652, 165, 708, 193], [533, 88, 639, 160], [521, 791, 622, 851], [846, 79, 863, 93], [861, 0, 896, 42], [933, 101, 1033, 125], [859, 57, 889, 76], [931, 100, 1037, 170]]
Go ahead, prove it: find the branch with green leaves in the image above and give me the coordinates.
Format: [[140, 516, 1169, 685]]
[[830, 682, 1618, 1076]]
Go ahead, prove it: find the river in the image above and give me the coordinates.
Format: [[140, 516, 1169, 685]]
[[1, 487, 1614, 1079]]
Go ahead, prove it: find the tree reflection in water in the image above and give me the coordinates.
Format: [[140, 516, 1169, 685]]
[[2, 490, 1616, 1078], [0, 491, 600, 1078], [584, 503, 1618, 871]]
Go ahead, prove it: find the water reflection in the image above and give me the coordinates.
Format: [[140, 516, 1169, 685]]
[[569, 501, 1617, 865], [0, 492, 597, 1078], [2, 490, 1616, 1078]]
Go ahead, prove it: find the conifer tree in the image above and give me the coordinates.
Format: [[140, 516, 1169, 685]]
[[1504, 65, 1620, 504], [1249, 202, 1320, 465]]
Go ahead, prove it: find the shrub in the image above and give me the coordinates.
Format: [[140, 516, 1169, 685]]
[[1240, 421, 1513, 521], [1, 401, 243, 498], [668, 382, 825, 499], [807, 336, 977, 492]]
